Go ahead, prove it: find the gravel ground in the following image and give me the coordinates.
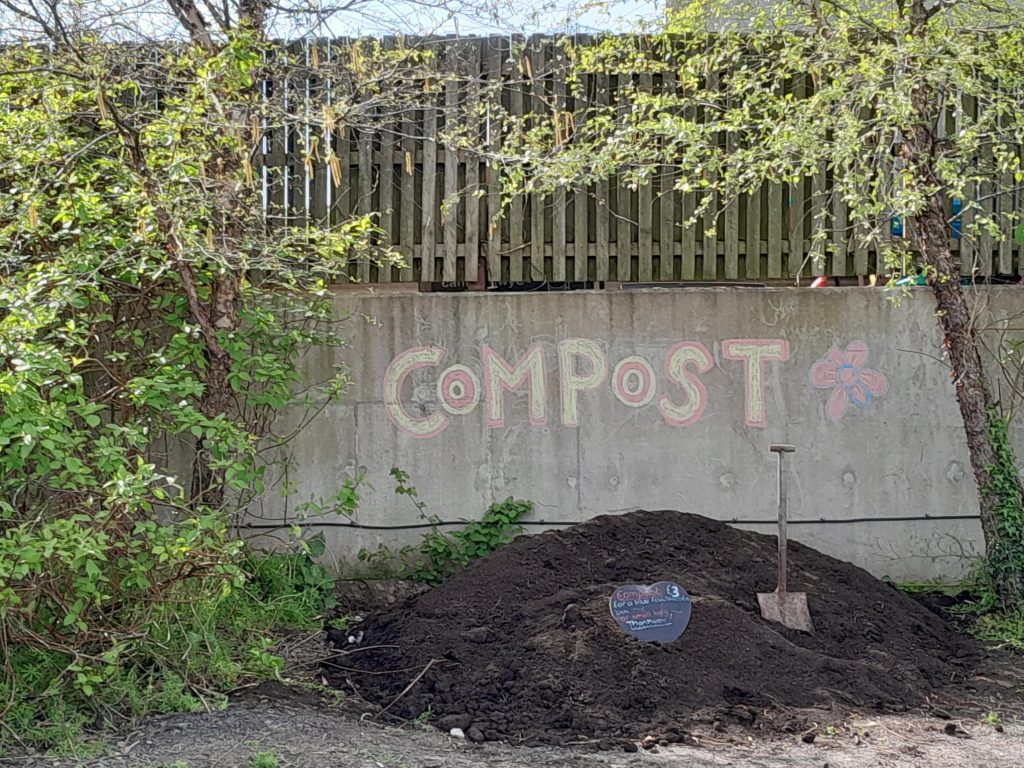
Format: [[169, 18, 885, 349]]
[[6, 694, 1022, 768]]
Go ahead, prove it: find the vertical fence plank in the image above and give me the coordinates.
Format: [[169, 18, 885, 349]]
[[574, 183, 590, 282], [659, 67, 677, 281], [724, 189, 739, 279], [552, 42, 568, 282], [999, 170, 1014, 275], [660, 171, 676, 281], [265, 47, 286, 234], [374, 37, 396, 282], [787, 75, 807, 279], [702, 195, 718, 279], [596, 181, 610, 281], [767, 183, 783, 278], [616, 171, 632, 281], [572, 36, 591, 283], [615, 73, 633, 281], [530, 40, 547, 281], [333, 39, 358, 270], [594, 68, 610, 281], [959, 90, 976, 276], [681, 185, 697, 280], [464, 40, 483, 285], [399, 73, 417, 282], [357, 106, 374, 282], [810, 164, 826, 276], [745, 188, 762, 279], [442, 43, 460, 283], [998, 89, 1014, 275], [308, 40, 329, 230], [723, 110, 739, 280], [979, 132, 994, 277], [702, 71, 719, 280], [831, 190, 848, 278], [636, 71, 654, 282], [485, 37, 504, 284], [508, 46, 526, 282], [284, 41, 306, 231], [422, 50, 440, 284], [745, 188, 761, 280], [788, 178, 805, 280], [853, 221, 869, 277]]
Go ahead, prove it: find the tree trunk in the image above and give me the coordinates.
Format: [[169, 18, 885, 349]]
[[188, 267, 242, 508], [903, 7, 1024, 605], [174, 0, 262, 510], [913, 199, 1023, 604]]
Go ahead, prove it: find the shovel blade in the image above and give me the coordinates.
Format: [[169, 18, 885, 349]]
[[757, 591, 814, 633]]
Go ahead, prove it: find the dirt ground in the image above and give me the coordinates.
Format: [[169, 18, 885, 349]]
[[7, 687, 1024, 768]]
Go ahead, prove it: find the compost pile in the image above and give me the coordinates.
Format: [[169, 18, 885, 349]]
[[324, 511, 978, 746]]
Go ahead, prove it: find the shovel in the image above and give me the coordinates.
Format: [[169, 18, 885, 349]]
[[757, 444, 814, 633]]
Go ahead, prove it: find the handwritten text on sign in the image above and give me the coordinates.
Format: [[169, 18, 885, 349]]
[[384, 338, 790, 438], [610, 582, 693, 643]]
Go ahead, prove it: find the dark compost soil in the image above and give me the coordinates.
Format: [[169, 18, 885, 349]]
[[323, 511, 979, 747]]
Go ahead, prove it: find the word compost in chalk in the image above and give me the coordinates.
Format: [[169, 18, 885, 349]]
[[609, 581, 692, 642]]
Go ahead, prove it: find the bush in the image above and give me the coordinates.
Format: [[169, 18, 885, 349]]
[[358, 482, 534, 585], [0, 544, 335, 752]]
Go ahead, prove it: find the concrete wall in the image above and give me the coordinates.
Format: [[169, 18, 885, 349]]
[[251, 286, 1024, 583]]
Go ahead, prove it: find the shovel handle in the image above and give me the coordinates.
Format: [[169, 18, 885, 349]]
[[773, 447, 793, 593]]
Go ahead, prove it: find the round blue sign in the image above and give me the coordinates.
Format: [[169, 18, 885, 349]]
[[609, 581, 692, 642]]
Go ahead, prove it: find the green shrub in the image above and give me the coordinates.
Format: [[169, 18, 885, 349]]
[[359, 476, 533, 585], [0, 545, 335, 752]]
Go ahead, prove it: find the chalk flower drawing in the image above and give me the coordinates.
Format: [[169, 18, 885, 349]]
[[809, 341, 888, 421]]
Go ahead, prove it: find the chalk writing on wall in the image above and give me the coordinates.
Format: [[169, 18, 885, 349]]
[[809, 341, 889, 422], [383, 338, 795, 438]]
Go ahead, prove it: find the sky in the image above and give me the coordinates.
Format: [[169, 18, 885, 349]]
[[0, 0, 664, 42], [274, 0, 665, 38]]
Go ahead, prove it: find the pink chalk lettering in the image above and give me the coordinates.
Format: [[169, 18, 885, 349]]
[[438, 364, 481, 415], [612, 356, 656, 408]]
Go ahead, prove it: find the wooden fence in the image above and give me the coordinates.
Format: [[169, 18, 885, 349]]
[[260, 36, 1024, 285]]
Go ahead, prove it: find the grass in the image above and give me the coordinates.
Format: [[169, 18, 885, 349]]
[[250, 751, 280, 768], [971, 610, 1024, 650], [896, 580, 1024, 650]]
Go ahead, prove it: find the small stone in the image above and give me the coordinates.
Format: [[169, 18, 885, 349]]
[[466, 727, 486, 743], [996, 724, 1005, 733], [933, 708, 952, 720], [802, 733, 817, 744], [449, 728, 465, 739], [623, 743, 639, 753], [437, 713, 470, 731], [943, 723, 957, 736], [461, 627, 491, 644]]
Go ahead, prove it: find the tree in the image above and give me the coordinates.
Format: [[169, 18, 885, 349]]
[[494, 0, 1024, 606], [0, 0, 474, 746]]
